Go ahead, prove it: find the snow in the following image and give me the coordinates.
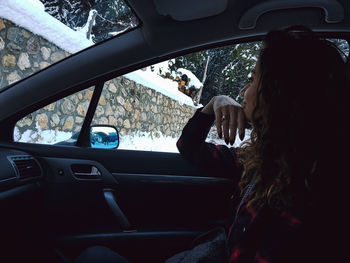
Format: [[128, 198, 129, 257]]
[[148, 60, 173, 75], [108, 29, 128, 37], [206, 128, 252, 149], [118, 131, 179, 152], [0, 0, 94, 53], [74, 9, 97, 40], [118, 129, 250, 152], [124, 69, 200, 107], [14, 124, 72, 145], [27, 0, 45, 11], [144, 61, 203, 89], [14, 124, 251, 153], [124, 60, 203, 108]]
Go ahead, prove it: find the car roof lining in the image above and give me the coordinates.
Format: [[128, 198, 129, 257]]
[[153, 0, 229, 22], [238, 0, 345, 30], [151, 0, 345, 27], [127, 0, 350, 53]]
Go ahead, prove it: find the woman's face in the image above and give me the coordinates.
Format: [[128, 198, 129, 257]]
[[240, 63, 260, 121]]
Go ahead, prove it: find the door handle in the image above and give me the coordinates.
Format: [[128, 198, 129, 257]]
[[103, 189, 135, 232], [74, 166, 101, 177], [71, 164, 101, 179]]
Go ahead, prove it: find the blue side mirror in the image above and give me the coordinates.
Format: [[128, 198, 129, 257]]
[[90, 125, 119, 149]]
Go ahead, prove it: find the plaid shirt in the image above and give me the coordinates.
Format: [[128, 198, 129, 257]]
[[176, 109, 311, 263]]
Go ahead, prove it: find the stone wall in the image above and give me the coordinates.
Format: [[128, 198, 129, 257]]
[[15, 76, 196, 141], [92, 77, 196, 138], [0, 18, 69, 89], [15, 87, 93, 140], [1, 18, 197, 141]]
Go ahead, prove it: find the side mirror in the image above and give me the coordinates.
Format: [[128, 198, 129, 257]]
[[90, 125, 119, 149]]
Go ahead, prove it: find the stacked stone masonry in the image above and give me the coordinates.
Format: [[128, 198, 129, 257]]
[[93, 78, 196, 138], [16, 76, 196, 140], [1, 18, 196, 140], [0, 19, 69, 89]]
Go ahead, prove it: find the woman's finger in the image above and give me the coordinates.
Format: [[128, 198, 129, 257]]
[[215, 110, 223, 138], [222, 108, 230, 144], [237, 109, 245, 141], [229, 107, 237, 145]]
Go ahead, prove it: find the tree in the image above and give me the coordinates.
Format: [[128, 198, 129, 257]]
[[170, 42, 262, 105], [39, 0, 138, 43], [221, 42, 261, 104], [328, 38, 349, 59]]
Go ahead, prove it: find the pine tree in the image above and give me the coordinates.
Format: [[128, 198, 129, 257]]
[[39, 0, 138, 43], [170, 42, 262, 105]]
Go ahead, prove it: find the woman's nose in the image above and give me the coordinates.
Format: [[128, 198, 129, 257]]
[[240, 85, 248, 97]]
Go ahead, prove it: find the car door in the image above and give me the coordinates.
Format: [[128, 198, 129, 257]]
[[31, 139, 234, 262], [1, 75, 235, 263]]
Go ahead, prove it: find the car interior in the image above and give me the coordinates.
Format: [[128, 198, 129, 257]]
[[0, 0, 349, 262]]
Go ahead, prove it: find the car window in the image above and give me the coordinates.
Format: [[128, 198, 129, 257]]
[[91, 42, 262, 152], [90, 38, 349, 153], [12, 38, 348, 151], [0, 0, 138, 90], [328, 38, 349, 57], [91, 76, 198, 152], [14, 86, 94, 145]]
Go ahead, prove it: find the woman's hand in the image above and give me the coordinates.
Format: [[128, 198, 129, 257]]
[[202, 95, 246, 145]]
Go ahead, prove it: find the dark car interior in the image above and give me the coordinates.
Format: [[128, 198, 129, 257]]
[[1, 145, 234, 262], [0, 0, 349, 262]]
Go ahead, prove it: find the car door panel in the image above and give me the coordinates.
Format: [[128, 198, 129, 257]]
[[0, 141, 235, 262], [39, 154, 234, 234]]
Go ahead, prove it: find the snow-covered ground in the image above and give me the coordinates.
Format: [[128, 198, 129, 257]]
[[14, 123, 251, 153], [14, 124, 73, 145], [118, 130, 251, 152]]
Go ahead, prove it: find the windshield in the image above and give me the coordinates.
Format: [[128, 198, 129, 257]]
[[0, 0, 139, 90]]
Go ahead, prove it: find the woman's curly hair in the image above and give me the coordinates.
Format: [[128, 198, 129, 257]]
[[239, 26, 348, 211]]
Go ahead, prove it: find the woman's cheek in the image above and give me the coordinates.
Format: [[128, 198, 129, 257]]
[[244, 106, 252, 121]]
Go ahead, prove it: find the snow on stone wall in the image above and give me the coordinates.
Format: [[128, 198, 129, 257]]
[[0, 0, 93, 53]]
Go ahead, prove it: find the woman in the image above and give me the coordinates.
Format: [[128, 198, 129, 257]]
[[176, 26, 347, 262], [76, 27, 347, 263]]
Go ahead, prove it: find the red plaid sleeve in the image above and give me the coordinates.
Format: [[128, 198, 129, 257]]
[[177, 108, 241, 183]]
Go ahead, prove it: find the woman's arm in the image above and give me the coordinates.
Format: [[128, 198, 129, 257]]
[[177, 96, 246, 181]]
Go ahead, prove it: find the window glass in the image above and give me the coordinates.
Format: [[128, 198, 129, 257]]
[[327, 38, 349, 58], [14, 86, 94, 145], [91, 42, 261, 152], [90, 38, 349, 153], [0, 0, 138, 90], [173, 42, 261, 149], [91, 77, 197, 152], [39, 0, 139, 43], [14, 38, 347, 151]]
